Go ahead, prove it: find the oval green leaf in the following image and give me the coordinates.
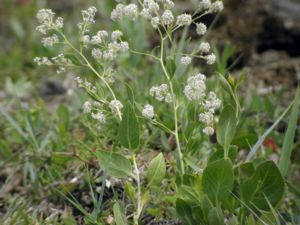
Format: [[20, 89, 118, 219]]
[[202, 158, 234, 205], [147, 153, 166, 187], [97, 150, 133, 178], [118, 102, 140, 150], [216, 106, 237, 153], [240, 160, 285, 211]]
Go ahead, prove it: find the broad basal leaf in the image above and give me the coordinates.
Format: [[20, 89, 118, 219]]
[[240, 160, 285, 210], [202, 158, 234, 205], [97, 150, 133, 178]]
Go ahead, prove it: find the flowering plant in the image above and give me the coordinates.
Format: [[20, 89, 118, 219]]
[[34, 1, 288, 224]]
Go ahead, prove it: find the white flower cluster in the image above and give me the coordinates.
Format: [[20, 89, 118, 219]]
[[180, 43, 215, 66], [34, 54, 71, 74], [33, 57, 52, 66], [199, 42, 210, 53], [81, 6, 97, 23], [81, 98, 124, 122], [199, 0, 224, 13], [36, 9, 63, 50], [142, 104, 155, 119], [82, 30, 129, 62], [199, 92, 221, 135], [180, 56, 192, 66], [82, 100, 106, 124], [184, 73, 221, 135], [150, 84, 172, 103], [176, 14, 192, 27], [111, 3, 138, 21], [36, 9, 64, 34], [78, 6, 98, 33], [184, 73, 207, 101], [41, 34, 59, 47], [110, 0, 222, 31], [196, 22, 207, 36], [109, 100, 124, 116], [111, 0, 194, 30], [74, 76, 97, 92]]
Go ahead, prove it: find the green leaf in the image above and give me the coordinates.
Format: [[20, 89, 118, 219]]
[[118, 102, 140, 150], [279, 87, 300, 176], [202, 158, 234, 205], [147, 153, 166, 186], [97, 150, 133, 178], [113, 202, 128, 225], [200, 195, 214, 221], [124, 181, 136, 203], [218, 73, 241, 117], [208, 207, 224, 225], [208, 146, 237, 164], [216, 106, 237, 155], [177, 185, 201, 203], [240, 161, 285, 211], [165, 56, 176, 78], [176, 199, 201, 225]]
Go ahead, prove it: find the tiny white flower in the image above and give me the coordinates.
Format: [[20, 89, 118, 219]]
[[176, 14, 192, 27], [161, 10, 174, 25], [41, 34, 59, 47], [206, 53, 216, 65], [151, 17, 160, 29], [141, 8, 152, 19], [203, 126, 214, 135], [164, 0, 175, 9], [111, 4, 125, 21], [82, 101, 92, 114], [142, 104, 155, 119], [180, 56, 192, 65], [81, 6, 97, 23], [165, 93, 173, 103], [203, 91, 221, 113], [111, 30, 123, 41], [148, 1, 160, 13], [36, 9, 55, 24], [82, 35, 90, 46], [184, 73, 207, 101], [123, 4, 138, 20], [91, 112, 106, 123], [54, 17, 64, 29], [150, 83, 172, 102], [109, 100, 123, 115], [199, 0, 211, 11], [199, 112, 214, 124], [196, 23, 207, 36], [199, 42, 211, 53], [34, 57, 52, 66], [92, 48, 102, 59], [211, 1, 224, 13]]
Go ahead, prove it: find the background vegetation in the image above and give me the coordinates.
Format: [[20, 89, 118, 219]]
[[0, 0, 299, 224]]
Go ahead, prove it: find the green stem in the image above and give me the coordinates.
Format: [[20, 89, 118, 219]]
[[158, 31, 185, 175]]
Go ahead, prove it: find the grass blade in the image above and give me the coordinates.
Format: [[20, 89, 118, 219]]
[[0, 107, 28, 141], [246, 102, 293, 161], [279, 87, 300, 176]]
